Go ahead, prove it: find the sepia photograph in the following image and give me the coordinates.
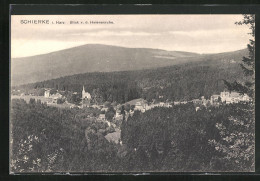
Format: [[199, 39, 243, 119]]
[[10, 14, 255, 173]]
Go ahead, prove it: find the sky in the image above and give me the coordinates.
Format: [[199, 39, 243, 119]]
[[11, 15, 252, 58]]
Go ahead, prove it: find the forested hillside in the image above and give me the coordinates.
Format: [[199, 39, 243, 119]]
[[11, 44, 200, 85], [11, 44, 247, 86], [16, 49, 248, 103]]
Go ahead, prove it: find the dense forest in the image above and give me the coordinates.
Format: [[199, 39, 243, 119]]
[[10, 99, 254, 172], [121, 103, 254, 171], [15, 56, 247, 103]]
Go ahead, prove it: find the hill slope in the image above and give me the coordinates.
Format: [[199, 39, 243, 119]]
[[11, 44, 201, 86], [16, 47, 249, 103]]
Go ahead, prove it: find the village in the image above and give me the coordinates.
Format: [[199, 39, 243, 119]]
[[10, 85, 253, 148], [9, 13, 255, 173], [12, 85, 252, 120]]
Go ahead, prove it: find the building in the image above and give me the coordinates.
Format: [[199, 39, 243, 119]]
[[98, 114, 106, 120], [242, 94, 251, 102], [201, 96, 208, 106], [49, 93, 62, 100], [81, 86, 92, 108], [192, 99, 202, 105], [115, 109, 121, 118], [101, 107, 108, 112], [210, 95, 220, 104], [81, 99, 91, 108], [82, 85, 91, 100], [220, 91, 250, 104], [195, 107, 200, 112], [174, 101, 181, 105], [159, 102, 172, 108], [135, 100, 148, 113], [92, 105, 101, 109], [106, 120, 111, 127], [49, 93, 63, 103], [149, 102, 172, 108], [104, 129, 121, 144], [44, 89, 51, 98]]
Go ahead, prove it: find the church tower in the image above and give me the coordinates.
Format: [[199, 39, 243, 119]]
[[82, 85, 86, 99], [82, 85, 91, 100]]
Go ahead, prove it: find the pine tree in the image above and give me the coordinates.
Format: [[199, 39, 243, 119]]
[[224, 14, 255, 98], [209, 15, 255, 171]]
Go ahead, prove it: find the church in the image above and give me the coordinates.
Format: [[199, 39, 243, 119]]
[[81, 86, 92, 108], [82, 85, 91, 100]]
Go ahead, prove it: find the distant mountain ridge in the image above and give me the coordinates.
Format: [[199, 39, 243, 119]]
[[11, 44, 247, 86], [16, 50, 248, 103]]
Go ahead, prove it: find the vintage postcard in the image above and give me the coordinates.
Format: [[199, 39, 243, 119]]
[[10, 14, 255, 173]]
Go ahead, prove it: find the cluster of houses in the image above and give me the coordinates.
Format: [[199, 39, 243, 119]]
[[133, 99, 172, 113], [44, 89, 63, 104], [126, 91, 252, 114], [219, 91, 251, 104], [209, 91, 251, 105], [14, 85, 252, 117], [43, 86, 92, 108], [12, 86, 253, 146]]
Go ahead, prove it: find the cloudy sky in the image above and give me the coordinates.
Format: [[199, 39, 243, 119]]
[[11, 15, 251, 58]]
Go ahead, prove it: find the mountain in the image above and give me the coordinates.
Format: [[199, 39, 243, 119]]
[[11, 44, 247, 86], [15, 46, 249, 103], [11, 44, 201, 86]]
